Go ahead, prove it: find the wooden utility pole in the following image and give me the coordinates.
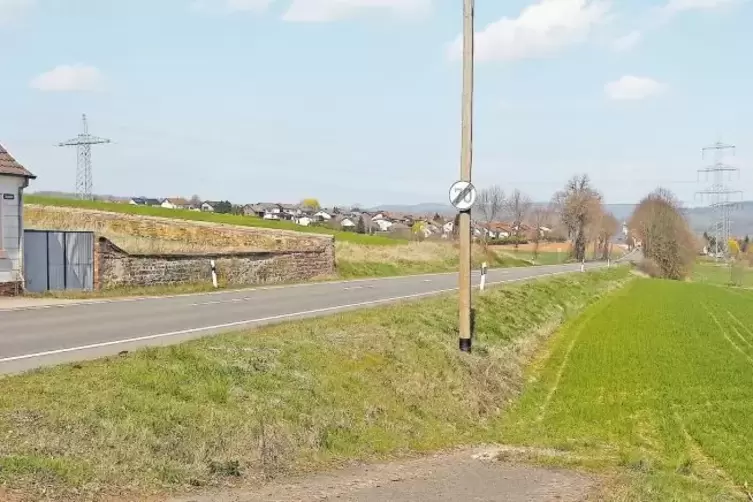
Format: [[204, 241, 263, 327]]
[[458, 0, 475, 353]]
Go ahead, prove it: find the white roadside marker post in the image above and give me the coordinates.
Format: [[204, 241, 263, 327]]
[[480, 262, 488, 291], [581, 259, 585, 273], [210, 260, 218, 289]]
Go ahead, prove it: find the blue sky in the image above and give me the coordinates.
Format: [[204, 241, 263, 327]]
[[0, 0, 750, 207]]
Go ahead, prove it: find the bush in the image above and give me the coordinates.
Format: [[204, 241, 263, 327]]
[[637, 258, 662, 278]]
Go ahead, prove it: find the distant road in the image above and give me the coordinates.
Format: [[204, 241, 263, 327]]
[[0, 262, 607, 374]]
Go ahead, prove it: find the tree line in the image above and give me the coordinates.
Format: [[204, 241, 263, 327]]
[[476, 174, 619, 262], [477, 175, 700, 281]]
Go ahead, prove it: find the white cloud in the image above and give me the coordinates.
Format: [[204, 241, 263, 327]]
[[448, 0, 609, 63], [612, 30, 641, 51], [0, 0, 34, 26], [283, 0, 431, 22], [663, 0, 741, 14], [605, 75, 666, 100], [30, 64, 105, 92], [191, 0, 272, 13]]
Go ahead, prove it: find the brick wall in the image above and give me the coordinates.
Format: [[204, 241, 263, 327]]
[[0, 281, 21, 296], [96, 237, 335, 289]]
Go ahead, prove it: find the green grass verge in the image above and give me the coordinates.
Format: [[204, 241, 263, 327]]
[[496, 279, 753, 500], [25, 196, 403, 246], [336, 252, 532, 279], [0, 268, 630, 500]]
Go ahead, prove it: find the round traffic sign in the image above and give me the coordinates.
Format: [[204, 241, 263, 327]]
[[449, 181, 477, 211]]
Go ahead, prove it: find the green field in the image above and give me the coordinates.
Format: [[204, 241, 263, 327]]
[[25, 195, 403, 246], [0, 269, 629, 500], [498, 279, 753, 500], [694, 259, 753, 288]]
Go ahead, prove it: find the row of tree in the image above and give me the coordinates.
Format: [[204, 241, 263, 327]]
[[476, 175, 620, 262], [476, 176, 700, 280]]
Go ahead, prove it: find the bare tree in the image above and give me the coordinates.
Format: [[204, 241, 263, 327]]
[[597, 212, 620, 260], [189, 194, 202, 208], [529, 205, 553, 260], [476, 185, 505, 247], [629, 188, 696, 280], [505, 189, 533, 250], [553, 175, 602, 262]]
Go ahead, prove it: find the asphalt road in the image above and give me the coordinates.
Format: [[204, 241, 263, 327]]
[[0, 262, 607, 374]]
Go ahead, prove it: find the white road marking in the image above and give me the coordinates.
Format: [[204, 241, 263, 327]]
[[0, 269, 584, 365], [0, 264, 579, 312]]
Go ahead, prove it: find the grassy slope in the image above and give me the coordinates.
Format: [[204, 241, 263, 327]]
[[25, 195, 402, 246], [336, 246, 534, 279], [0, 268, 629, 500], [497, 279, 753, 501]]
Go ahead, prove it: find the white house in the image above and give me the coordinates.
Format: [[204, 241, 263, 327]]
[[313, 210, 332, 222], [260, 204, 283, 220], [0, 144, 36, 295], [201, 201, 218, 212], [373, 219, 393, 232], [161, 198, 190, 210], [295, 216, 313, 227], [281, 204, 302, 218], [338, 217, 356, 229], [130, 197, 161, 206]]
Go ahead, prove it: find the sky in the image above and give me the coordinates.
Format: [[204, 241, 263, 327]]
[[0, 0, 751, 208]]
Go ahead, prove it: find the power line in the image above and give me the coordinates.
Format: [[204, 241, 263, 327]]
[[696, 141, 742, 258], [58, 114, 112, 200]]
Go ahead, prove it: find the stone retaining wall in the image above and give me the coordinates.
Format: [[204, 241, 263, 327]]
[[0, 281, 21, 296], [96, 237, 336, 289]]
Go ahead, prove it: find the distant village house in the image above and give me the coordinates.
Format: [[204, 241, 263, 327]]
[[129, 197, 161, 207]]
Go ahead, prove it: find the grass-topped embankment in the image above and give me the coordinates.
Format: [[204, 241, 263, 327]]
[[25, 195, 403, 246], [496, 279, 753, 500], [0, 268, 630, 501]]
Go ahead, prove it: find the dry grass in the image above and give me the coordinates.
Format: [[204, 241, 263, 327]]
[[336, 241, 451, 263], [335, 241, 533, 278], [494, 242, 572, 253], [336, 241, 488, 264]]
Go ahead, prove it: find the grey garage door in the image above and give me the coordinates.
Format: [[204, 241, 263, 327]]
[[23, 230, 94, 292]]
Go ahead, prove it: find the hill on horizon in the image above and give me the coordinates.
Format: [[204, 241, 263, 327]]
[[29, 191, 753, 237], [372, 202, 753, 237]]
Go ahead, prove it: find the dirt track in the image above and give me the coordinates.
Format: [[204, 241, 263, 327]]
[[167, 448, 597, 502]]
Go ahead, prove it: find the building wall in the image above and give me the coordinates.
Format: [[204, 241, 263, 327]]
[[96, 237, 335, 289], [0, 175, 23, 291]]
